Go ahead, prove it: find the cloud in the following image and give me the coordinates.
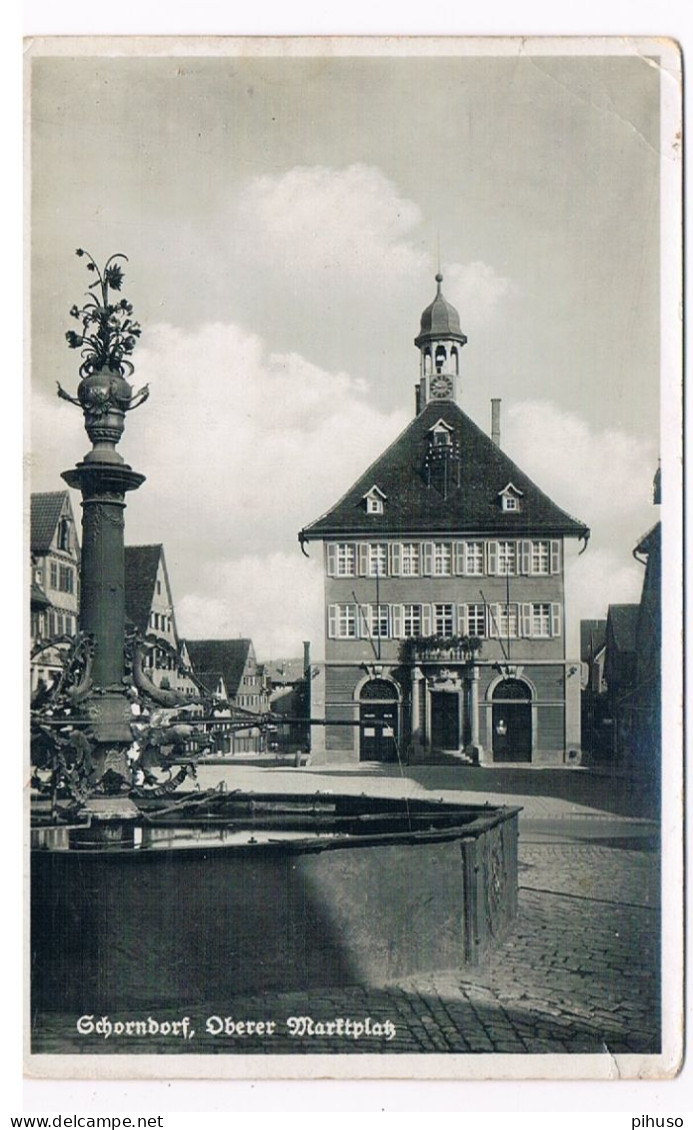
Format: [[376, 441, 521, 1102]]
[[176, 552, 324, 660], [227, 164, 511, 362], [444, 261, 513, 327], [503, 399, 657, 536], [30, 319, 409, 657], [502, 399, 657, 620], [235, 163, 427, 290]]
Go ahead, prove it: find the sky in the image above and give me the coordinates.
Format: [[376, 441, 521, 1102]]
[[28, 42, 669, 660]]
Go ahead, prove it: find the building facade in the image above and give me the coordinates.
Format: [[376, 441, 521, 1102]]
[[30, 491, 81, 690], [300, 275, 589, 766], [183, 639, 270, 753], [124, 544, 198, 697]]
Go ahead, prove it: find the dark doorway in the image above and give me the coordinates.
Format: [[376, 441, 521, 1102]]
[[359, 680, 399, 762], [492, 679, 532, 762], [431, 691, 460, 750]]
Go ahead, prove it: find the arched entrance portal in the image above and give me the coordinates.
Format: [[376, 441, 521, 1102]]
[[492, 679, 532, 762], [359, 679, 399, 762]]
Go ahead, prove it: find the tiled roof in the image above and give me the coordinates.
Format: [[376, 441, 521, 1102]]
[[194, 669, 227, 698], [300, 401, 589, 540], [30, 491, 71, 553], [264, 658, 305, 685], [183, 639, 253, 699], [124, 545, 164, 634], [580, 619, 607, 662], [607, 604, 639, 655]]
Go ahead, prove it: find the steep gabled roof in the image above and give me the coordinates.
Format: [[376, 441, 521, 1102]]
[[606, 604, 639, 655], [194, 669, 227, 698], [300, 400, 589, 540], [30, 491, 74, 553], [124, 544, 164, 634], [580, 618, 607, 662], [183, 639, 254, 700]]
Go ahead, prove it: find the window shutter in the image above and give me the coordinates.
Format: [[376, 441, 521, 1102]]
[[327, 605, 337, 638], [514, 542, 522, 574], [357, 544, 369, 577], [326, 544, 337, 577], [421, 604, 433, 637], [391, 604, 403, 639], [389, 543, 402, 576], [422, 542, 434, 576], [458, 604, 468, 635], [488, 604, 501, 637], [551, 603, 562, 637], [358, 605, 370, 639], [486, 541, 498, 575], [550, 540, 561, 574], [521, 603, 532, 637], [454, 542, 466, 575], [520, 541, 532, 575]]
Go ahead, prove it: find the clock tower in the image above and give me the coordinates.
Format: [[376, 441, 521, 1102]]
[[414, 272, 467, 412]]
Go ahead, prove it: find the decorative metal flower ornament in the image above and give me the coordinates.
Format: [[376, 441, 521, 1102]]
[[64, 249, 142, 378]]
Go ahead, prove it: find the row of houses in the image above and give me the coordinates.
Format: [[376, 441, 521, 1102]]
[[580, 483, 661, 777], [29, 491, 308, 755]]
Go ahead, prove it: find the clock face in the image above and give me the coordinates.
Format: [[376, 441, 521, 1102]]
[[430, 375, 453, 399]]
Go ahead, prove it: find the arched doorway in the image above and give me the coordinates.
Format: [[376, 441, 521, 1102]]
[[359, 678, 399, 762], [492, 679, 532, 762]]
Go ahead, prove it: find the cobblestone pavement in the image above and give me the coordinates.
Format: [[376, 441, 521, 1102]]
[[31, 829, 660, 1057]]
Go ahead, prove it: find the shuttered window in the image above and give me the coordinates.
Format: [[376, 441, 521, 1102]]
[[328, 604, 358, 638], [497, 542, 517, 575], [433, 603, 455, 636], [465, 541, 485, 575], [400, 543, 420, 575], [466, 603, 487, 637], [432, 543, 452, 576], [367, 544, 388, 577], [531, 602, 551, 637], [530, 541, 550, 575], [402, 604, 422, 637]]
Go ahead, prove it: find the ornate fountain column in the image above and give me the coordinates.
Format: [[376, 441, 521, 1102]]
[[58, 251, 149, 780]]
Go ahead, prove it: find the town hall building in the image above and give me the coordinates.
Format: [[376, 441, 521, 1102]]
[[299, 274, 590, 767]]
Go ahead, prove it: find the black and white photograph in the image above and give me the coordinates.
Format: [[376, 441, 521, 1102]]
[[25, 35, 682, 1081]]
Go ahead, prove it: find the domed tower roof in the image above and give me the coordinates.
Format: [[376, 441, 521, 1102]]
[[415, 273, 468, 348]]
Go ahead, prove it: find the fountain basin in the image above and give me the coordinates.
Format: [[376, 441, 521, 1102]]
[[31, 791, 519, 1013]]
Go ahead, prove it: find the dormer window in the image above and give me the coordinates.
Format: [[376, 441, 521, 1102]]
[[363, 486, 386, 515], [498, 483, 524, 512], [429, 419, 454, 445]]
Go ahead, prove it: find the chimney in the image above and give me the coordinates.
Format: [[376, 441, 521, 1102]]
[[303, 640, 311, 676], [491, 398, 501, 447]]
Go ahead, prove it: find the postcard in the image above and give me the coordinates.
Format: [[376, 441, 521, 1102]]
[[25, 35, 683, 1082]]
